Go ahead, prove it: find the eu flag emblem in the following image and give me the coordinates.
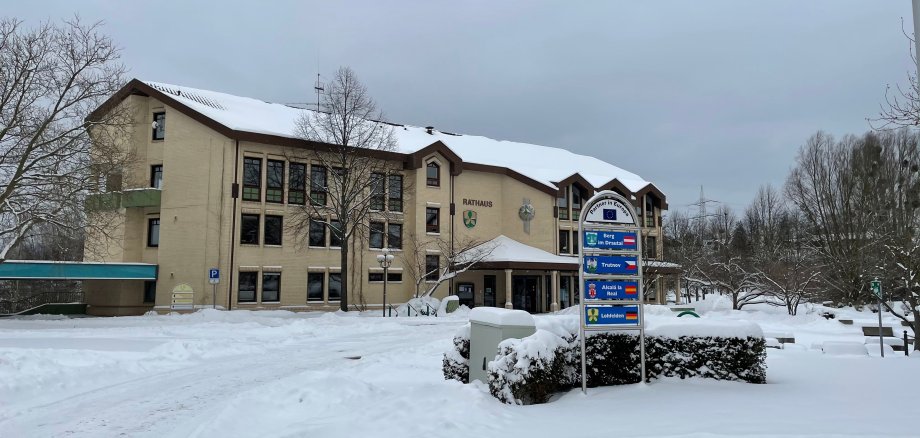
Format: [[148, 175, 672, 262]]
[[603, 209, 617, 221]]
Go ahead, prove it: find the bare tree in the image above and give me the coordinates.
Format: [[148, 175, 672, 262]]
[[288, 67, 399, 311], [400, 233, 496, 300], [1, 17, 130, 263]]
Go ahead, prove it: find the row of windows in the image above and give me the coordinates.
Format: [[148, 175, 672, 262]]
[[238, 271, 342, 303], [242, 157, 404, 211], [238, 214, 403, 250]]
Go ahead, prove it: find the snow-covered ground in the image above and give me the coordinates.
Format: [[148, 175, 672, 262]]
[[0, 300, 917, 438]]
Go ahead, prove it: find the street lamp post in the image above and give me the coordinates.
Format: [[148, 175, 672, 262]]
[[377, 248, 395, 317]]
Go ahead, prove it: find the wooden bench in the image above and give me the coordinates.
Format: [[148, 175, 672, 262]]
[[838, 319, 853, 325], [861, 326, 894, 337]]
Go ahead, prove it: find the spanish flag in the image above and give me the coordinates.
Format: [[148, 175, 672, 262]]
[[625, 311, 638, 321], [625, 285, 638, 295]]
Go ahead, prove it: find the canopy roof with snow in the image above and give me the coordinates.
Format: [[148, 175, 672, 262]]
[[91, 79, 666, 203], [457, 235, 579, 270]]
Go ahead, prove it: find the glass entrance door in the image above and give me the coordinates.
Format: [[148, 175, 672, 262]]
[[512, 276, 539, 313], [483, 275, 496, 307]]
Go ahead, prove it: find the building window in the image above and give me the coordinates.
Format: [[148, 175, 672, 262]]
[[264, 215, 283, 246], [387, 223, 402, 249], [645, 195, 656, 227], [388, 272, 402, 282], [425, 255, 439, 281], [238, 271, 257, 303], [369, 222, 385, 249], [266, 159, 284, 203], [557, 187, 569, 220], [307, 272, 324, 302], [572, 185, 587, 220], [240, 214, 260, 245], [426, 207, 440, 233], [143, 280, 156, 303], [329, 219, 342, 248], [426, 162, 440, 187], [243, 157, 262, 202], [573, 230, 579, 254], [369, 272, 402, 282], [262, 272, 280, 302], [328, 273, 342, 301], [559, 229, 570, 254], [388, 175, 403, 212], [150, 165, 163, 189], [310, 165, 327, 206], [152, 112, 165, 140], [288, 163, 306, 205], [646, 236, 658, 259], [370, 172, 385, 211], [309, 219, 325, 247], [147, 218, 160, 247]]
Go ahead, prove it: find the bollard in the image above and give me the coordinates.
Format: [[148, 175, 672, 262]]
[[905, 331, 910, 357]]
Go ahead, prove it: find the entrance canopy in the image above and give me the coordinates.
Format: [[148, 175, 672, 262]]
[[458, 235, 579, 271], [0, 261, 157, 280]]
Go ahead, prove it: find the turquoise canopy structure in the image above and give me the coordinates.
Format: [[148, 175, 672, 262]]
[[0, 261, 157, 280]]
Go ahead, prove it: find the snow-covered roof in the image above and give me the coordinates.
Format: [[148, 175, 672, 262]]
[[140, 80, 656, 193], [458, 235, 578, 266]]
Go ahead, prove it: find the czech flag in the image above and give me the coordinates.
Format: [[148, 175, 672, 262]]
[[625, 285, 638, 295], [625, 260, 637, 270], [623, 235, 636, 245], [625, 311, 638, 321]]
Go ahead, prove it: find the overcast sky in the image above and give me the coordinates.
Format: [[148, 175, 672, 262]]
[[6, 1, 916, 214]]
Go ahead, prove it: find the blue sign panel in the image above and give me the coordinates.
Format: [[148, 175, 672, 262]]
[[584, 280, 639, 300], [584, 305, 640, 326], [583, 230, 637, 251], [583, 255, 639, 275], [209, 268, 220, 280]]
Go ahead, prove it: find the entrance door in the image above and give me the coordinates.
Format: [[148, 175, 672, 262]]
[[483, 275, 496, 307], [457, 283, 474, 308], [512, 276, 539, 313]]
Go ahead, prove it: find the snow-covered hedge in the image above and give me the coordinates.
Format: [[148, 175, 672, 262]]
[[442, 324, 470, 383], [444, 319, 766, 405]]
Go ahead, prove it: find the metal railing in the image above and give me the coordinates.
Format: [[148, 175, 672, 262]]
[[0, 291, 84, 315], [401, 302, 438, 317], [904, 331, 915, 357]]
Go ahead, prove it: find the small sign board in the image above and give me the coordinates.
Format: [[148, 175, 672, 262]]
[[870, 280, 882, 300], [583, 255, 639, 275], [170, 283, 194, 311], [583, 230, 637, 251], [208, 268, 220, 285], [584, 279, 639, 301], [584, 305, 640, 327], [583, 197, 637, 225]]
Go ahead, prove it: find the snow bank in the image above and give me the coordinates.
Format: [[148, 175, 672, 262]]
[[648, 319, 763, 339], [821, 342, 868, 356]]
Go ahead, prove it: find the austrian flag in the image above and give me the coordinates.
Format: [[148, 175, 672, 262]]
[[625, 260, 637, 270], [623, 235, 636, 245]]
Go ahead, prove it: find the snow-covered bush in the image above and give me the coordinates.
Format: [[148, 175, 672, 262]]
[[484, 322, 766, 404], [486, 330, 571, 404], [442, 324, 470, 383]]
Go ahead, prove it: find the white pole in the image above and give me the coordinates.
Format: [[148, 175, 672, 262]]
[[913, 0, 920, 75]]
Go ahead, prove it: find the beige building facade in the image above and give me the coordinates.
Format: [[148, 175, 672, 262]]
[[84, 80, 672, 316]]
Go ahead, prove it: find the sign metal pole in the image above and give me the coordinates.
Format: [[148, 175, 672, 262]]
[[874, 278, 884, 358]]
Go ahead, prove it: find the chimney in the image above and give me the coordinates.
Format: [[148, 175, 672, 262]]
[[425, 126, 434, 135]]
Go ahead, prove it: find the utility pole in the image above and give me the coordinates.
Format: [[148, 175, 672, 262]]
[[688, 186, 720, 243]]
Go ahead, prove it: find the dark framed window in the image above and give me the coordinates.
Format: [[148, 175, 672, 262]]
[[572, 185, 587, 219], [425, 255, 439, 281], [147, 218, 160, 247], [309, 219, 325, 247], [238, 271, 257, 302], [264, 215, 283, 246], [388, 175, 403, 212], [426, 162, 440, 187], [152, 112, 165, 140], [573, 230, 579, 254], [329, 220, 342, 247], [369, 272, 385, 282], [369, 222, 385, 249], [369, 272, 402, 282], [646, 236, 658, 259], [388, 223, 402, 249], [310, 165, 327, 206], [426, 207, 440, 233], [262, 272, 280, 302], [266, 159, 284, 203], [388, 272, 402, 282], [307, 272, 324, 302], [557, 187, 569, 220], [240, 214, 260, 245], [150, 165, 163, 189], [288, 163, 306, 205], [243, 157, 262, 202], [328, 273, 342, 301], [559, 229, 570, 254], [370, 172, 385, 211], [143, 280, 156, 303]]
